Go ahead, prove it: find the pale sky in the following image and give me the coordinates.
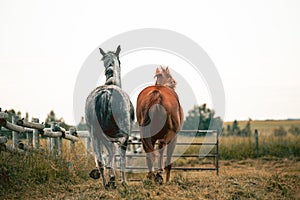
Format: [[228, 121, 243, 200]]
[[1, 0, 300, 124]]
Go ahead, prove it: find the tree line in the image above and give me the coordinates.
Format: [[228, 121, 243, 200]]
[[180, 104, 251, 137]]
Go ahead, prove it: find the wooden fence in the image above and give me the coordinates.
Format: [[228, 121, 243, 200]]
[[0, 110, 81, 156], [0, 110, 219, 176]]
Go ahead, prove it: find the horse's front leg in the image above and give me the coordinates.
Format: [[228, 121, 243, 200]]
[[118, 135, 129, 187]]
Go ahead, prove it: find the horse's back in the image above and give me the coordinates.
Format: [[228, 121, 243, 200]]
[[137, 85, 181, 111]]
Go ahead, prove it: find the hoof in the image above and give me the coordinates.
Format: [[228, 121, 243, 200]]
[[105, 182, 116, 189], [146, 172, 155, 181], [89, 168, 100, 179], [106, 176, 116, 189], [155, 173, 163, 184], [121, 181, 128, 188]]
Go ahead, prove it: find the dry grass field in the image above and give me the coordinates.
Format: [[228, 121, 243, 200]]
[[1, 158, 299, 199], [1, 120, 300, 199]]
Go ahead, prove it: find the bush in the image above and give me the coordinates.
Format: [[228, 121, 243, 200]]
[[288, 126, 300, 136], [273, 126, 287, 137]]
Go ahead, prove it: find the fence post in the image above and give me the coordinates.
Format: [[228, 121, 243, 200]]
[[69, 127, 76, 154], [85, 137, 91, 165], [47, 134, 52, 154], [57, 134, 62, 158], [50, 123, 57, 157], [12, 115, 18, 149], [32, 118, 40, 149], [216, 130, 219, 176], [26, 119, 33, 147], [254, 129, 259, 157]]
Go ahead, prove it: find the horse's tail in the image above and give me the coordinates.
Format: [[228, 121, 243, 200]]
[[140, 90, 167, 153], [95, 89, 112, 127], [141, 90, 163, 126]]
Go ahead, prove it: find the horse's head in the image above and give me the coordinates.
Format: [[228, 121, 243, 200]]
[[99, 45, 122, 87], [155, 66, 177, 89]]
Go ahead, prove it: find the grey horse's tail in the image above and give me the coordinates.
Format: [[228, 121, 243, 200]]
[[95, 89, 113, 129]]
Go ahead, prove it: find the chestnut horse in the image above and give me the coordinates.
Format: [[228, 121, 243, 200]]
[[136, 66, 183, 183]]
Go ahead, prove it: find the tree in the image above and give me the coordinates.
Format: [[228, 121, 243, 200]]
[[45, 110, 71, 129], [226, 119, 252, 137], [17, 111, 21, 118], [45, 110, 56, 125], [241, 118, 252, 137], [226, 124, 231, 135], [183, 104, 223, 136], [77, 116, 88, 131], [230, 120, 241, 136]]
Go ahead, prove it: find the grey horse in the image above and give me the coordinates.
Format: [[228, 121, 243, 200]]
[[85, 45, 134, 188]]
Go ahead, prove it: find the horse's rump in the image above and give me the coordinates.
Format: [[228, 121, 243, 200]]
[[94, 87, 133, 138], [137, 89, 163, 126], [95, 89, 118, 137], [137, 86, 182, 140]]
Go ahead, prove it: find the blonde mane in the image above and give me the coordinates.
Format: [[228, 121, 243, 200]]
[[154, 66, 177, 89]]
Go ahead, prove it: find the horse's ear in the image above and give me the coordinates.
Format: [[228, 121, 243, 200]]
[[166, 66, 170, 73], [155, 68, 160, 75], [115, 45, 121, 56], [154, 67, 161, 78], [99, 48, 106, 56]]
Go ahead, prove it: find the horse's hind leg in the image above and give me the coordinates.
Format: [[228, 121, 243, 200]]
[[166, 134, 177, 182], [104, 141, 116, 188], [155, 140, 166, 184], [118, 135, 129, 187], [91, 151, 107, 188], [94, 156, 106, 186], [90, 128, 107, 188], [140, 126, 156, 180], [142, 137, 156, 180]]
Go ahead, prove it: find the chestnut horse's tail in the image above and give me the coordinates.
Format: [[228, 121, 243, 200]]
[[139, 90, 167, 152], [140, 90, 163, 126]]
